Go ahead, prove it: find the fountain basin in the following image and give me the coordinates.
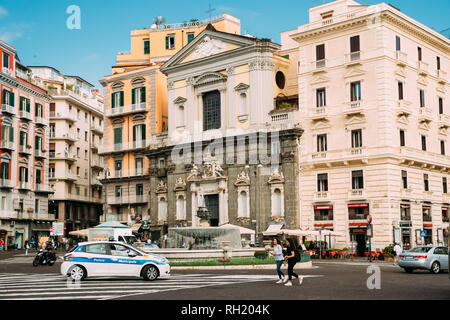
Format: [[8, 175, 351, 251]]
[[168, 227, 242, 249]]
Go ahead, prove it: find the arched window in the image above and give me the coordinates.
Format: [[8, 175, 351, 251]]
[[239, 93, 247, 117], [272, 188, 282, 216], [176, 195, 186, 220], [158, 197, 167, 222], [178, 105, 185, 128], [238, 190, 249, 217]]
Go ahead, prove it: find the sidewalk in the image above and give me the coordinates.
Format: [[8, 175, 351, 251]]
[[0, 248, 67, 261]]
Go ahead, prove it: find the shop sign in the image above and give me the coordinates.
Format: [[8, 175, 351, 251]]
[[314, 205, 333, 210], [348, 203, 368, 208]]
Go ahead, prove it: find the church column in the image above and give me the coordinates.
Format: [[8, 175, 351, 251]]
[[196, 93, 203, 139], [249, 60, 261, 126], [218, 180, 228, 225], [190, 183, 199, 227], [167, 80, 175, 135], [226, 67, 236, 129], [187, 78, 195, 135], [219, 87, 227, 131]]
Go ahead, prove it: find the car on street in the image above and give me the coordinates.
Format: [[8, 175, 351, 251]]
[[60, 241, 170, 281], [398, 245, 448, 274]]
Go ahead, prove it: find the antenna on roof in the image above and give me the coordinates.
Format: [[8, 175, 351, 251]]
[[152, 16, 166, 29], [205, 4, 216, 22]]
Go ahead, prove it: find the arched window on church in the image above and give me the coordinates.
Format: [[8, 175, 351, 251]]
[[271, 188, 283, 216], [158, 197, 167, 222], [238, 190, 249, 217], [176, 195, 186, 220]]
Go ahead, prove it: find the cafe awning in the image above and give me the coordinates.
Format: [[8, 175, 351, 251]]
[[219, 223, 255, 235], [69, 229, 89, 238], [262, 224, 284, 236]]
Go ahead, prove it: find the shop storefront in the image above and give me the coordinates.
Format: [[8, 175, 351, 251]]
[[423, 224, 433, 245], [349, 226, 367, 256], [400, 203, 412, 249], [30, 221, 51, 245], [0, 229, 7, 251]]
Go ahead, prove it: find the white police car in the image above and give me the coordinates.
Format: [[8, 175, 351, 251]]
[[61, 241, 170, 281]]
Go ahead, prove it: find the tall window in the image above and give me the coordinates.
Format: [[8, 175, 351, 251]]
[[316, 44, 325, 62], [317, 173, 328, 192], [438, 97, 443, 115], [136, 184, 144, 198], [114, 127, 122, 150], [111, 91, 124, 109], [176, 195, 186, 220], [351, 129, 362, 148], [3, 52, 10, 69], [436, 56, 440, 70], [35, 168, 41, 185], [135, 158, 143, 175], [132, 86, 146, 105], [165, 34, 175, 49], [400, 130, 405, 147], [203, 90, 221, 131], [398, 82, 403, 100], [317, 134, 327, 152], [2, 89, 14, 106], [350, 81, 361, 101], [143, 39, 150, 54], [395, 36, 401, 51], [0, 161, 9, 180], [133, 124, 146, 147], [19, 167, 28, 183], [35, 199, 39, 214], [352, 170, 364, 189], [419, 89, 425, 108], [187, 33, 195, 44], [316, 88, 326, 107], [19, 97, 30, 113], [35, 103, 43, 118], [421, 135, 427, 151], [114, 160, 122, 178], [34, 135, 42, 151], [402, 170, 408, 189], [424, 174, 429, 191], [443, 177, 448, 194], [441, 140, 445, 156], [178, 105, 185, 127], [417, 47, 422, 61], [350, 35, 360, 60], [115, 186, 122, 200]]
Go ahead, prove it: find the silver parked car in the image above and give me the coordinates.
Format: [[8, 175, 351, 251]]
[[398, 246, 449, 274]]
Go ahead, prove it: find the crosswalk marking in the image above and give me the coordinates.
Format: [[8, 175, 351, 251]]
[[0, 272, 315, 300]]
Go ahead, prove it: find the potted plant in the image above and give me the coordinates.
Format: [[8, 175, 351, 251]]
[[382, 244, 395, 262]]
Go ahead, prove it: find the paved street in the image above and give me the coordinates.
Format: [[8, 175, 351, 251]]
[[0, 253, 448, 300]]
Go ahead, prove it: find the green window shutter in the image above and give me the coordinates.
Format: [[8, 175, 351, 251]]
[[133, 125, 136, 142], [120, 91, 124, 106], [2, 90, 5, 104], [187, 33, 195, 43], [140, 87, 146, 103], [165, 36, 169, 49], [19, 97, 24, 111], [111, 93, 116, 108], [132, 88, 136, 105], [10, 91, 14, 106], [26, 99, 30, 112], [36, 169, 41, 184], [35, 103, 38, 116], [9, 127, 13, 142], [20, 131, 25, 146], [35, 136, 38, 149], [114, 128, 122, 144], [141, 124, 146, 140]]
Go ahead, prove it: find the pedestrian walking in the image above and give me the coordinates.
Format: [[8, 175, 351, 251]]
[[0, 238, 4, 252], [270, 237, 285, 283], [393, 243, 402, 265], [24, 240, 29, 256], [283, 238, 302, 286]]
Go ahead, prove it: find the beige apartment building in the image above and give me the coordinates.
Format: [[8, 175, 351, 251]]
[[1, 40, 53, 249], [281, 0, 449, 254], [29, 67, 104, 235], [100, 14, 241, 229]]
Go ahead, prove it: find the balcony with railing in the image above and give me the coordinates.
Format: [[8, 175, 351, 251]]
[[345, 51, 362, 66], [19, 144, 33, 155], [91, 141, 99, 150], [395, 51, 407, 66], [35, 116, 47, 126], [91, 123, 104, 134], [314, 191, 329, 201], [1, 103, 15, 114], [1, 66, 14, 77], [438, 114, 450, 127], [314, 214, 333, 221], [418, 107, 433, 122], [436, 69, 447, 84], [343, 100, 365, 115], [91, 158, 104, 170], [108, 194, 148, 205], [18, 181, 31, 190], [310, 106, 330, 121], [417, 61, 429, 75], [49, 111, 77, 122], [50, 132, 77, 142], [19, 110, 33, 121], [0, 178, 12, 188], [349, 147, 366, 158], [105, 103, 148, 118], [348, 189, 365, 199], [35, 183, 51, 193], [349, 213, 368, 220], [0, 140, 15, 150], [50, 151, 76, 162], [400, 215, 411, 221], [422, 214, 432, 222], [311, 152, 327, 161], [397, 99, 412, 116], [311, 59, 327, 73], [133, 139, 146, 149]]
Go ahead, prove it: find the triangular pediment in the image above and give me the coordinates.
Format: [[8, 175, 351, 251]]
[[418, 121, 430, 131], [397, 114, 409, 125], [417, 76, 428, 86], [343, 67, 366, 79], [395, 67, 406, 78], [161, 29, 257, 72], [173, 96, 187, 104], [438, 127, 448, 136], [345, 115, 366, 126], [311, 120, 331, 131], [310, 75, 330, 85]]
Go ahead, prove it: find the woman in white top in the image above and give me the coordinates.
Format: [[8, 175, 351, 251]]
[[270, 237, 285, 283]]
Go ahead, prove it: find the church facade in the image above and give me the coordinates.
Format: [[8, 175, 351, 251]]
[[144, 25, 303, 244]]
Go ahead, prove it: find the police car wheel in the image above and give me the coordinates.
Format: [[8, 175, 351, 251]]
[[143, 265, 159, 281], [69, 265, 86, 281]]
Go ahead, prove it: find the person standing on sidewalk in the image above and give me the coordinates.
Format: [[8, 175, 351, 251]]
[[270, 238, 285, 284], [283, 238, 302, 286], [393, 243, 402, 265], [0, 238, 4, 252], [24, 240, 29, 256]]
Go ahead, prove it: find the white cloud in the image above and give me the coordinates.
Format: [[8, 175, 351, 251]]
[[0, 30, 23, 43], [0, 6, 8, 19]]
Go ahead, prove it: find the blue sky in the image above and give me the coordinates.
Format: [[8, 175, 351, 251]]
[[0, 0, 448, 90]]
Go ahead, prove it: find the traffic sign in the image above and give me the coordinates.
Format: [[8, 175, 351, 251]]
[[420, 230, 427, 237]]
